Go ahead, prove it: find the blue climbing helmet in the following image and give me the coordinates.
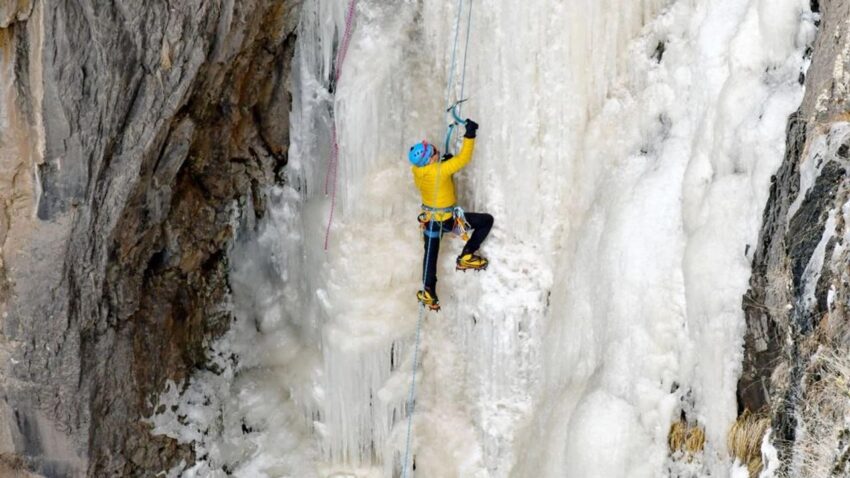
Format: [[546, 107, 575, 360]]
[[408, 140, 435, 167]]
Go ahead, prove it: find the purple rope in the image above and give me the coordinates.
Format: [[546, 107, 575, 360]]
[[324, 0, 359, 250]]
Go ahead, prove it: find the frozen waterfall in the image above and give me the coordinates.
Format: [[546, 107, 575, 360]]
[[150, 0, 815, 476]]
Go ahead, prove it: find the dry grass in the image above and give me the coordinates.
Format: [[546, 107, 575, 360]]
[[668, 418, 706, 460], [741, 267, 794, 324], [0, 453, 38, 478], [794, 350, 850, 477], [727, 409, 770, 477], [0, 453, 25, 470]]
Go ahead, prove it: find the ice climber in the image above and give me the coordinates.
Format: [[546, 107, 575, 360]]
[[408, 118, 493, 311]]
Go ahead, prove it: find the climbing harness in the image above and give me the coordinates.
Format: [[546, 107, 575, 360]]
[[323, 0, 359, 251], [403, 0, 474, 477], [417, 205, 471, 241]]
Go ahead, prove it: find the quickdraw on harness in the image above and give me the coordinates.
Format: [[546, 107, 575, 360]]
[[417, 204, 471, 240]]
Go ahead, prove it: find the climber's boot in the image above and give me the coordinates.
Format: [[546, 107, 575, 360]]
[[456, 253, 489, 271], [416, 289, 441, 311]]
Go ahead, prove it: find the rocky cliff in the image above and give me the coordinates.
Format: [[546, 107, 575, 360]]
[[0, 0, 301, 475], [739, 0, 850, 474], [5, 0, 850, 475]]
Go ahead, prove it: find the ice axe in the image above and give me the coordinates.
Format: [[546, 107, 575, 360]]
[[447, 98, 469, 125], [443, 98, 470, 155]]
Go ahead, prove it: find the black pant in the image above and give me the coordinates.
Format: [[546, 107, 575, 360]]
[[421, 212, 493, 294]]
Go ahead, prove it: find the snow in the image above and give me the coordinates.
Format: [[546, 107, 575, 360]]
[[151, 0, 815, 476], [759, 430, 780, 478], [730, 461, 750, 478]]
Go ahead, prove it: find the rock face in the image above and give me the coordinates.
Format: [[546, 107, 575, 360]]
[[739, 0, 850, 472], [0, 0, 301, 475]]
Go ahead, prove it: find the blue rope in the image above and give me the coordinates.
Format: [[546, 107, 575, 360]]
[[441, 0, 465, 157], [444, 0, 465, 112], [401, 0, 473, 476], [443, 1, 474, 154], [401, 296, 425, 477], [442, 0, 474, 156], [457, 0, 473, 122]]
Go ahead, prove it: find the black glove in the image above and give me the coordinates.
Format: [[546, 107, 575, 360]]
[[464, 119, 479, 138]]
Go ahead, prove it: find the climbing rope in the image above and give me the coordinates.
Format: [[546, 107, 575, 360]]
[[323, 0, 359, 251], [402, 1, 474, 476], [441, 1, 474, 156], [457, 0, 474, 122]]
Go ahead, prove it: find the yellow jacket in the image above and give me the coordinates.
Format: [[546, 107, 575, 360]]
[[412, 137, 475, 220]]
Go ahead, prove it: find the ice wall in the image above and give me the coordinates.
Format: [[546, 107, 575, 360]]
[[517, 0, 814, 474], [153, 0, 815, 477]]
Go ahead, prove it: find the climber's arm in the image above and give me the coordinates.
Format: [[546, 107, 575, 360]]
[[440, 120, 478, 176]]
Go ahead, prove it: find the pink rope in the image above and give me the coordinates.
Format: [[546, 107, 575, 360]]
[[324, 126, 339, 195], [324, 127, 340, 250], [334, 0, 358, 83], [323, 0, 358, 250]]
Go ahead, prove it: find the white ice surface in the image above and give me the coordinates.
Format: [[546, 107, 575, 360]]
[[152, 0, 815, 477], [759, 430, 780, 478]]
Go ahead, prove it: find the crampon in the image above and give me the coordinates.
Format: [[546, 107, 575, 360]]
[[456, 253, 489, 271], [416, 289, 441, 311]]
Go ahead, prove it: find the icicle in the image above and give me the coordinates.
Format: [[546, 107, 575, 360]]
[[153, 0, 815, 476]]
